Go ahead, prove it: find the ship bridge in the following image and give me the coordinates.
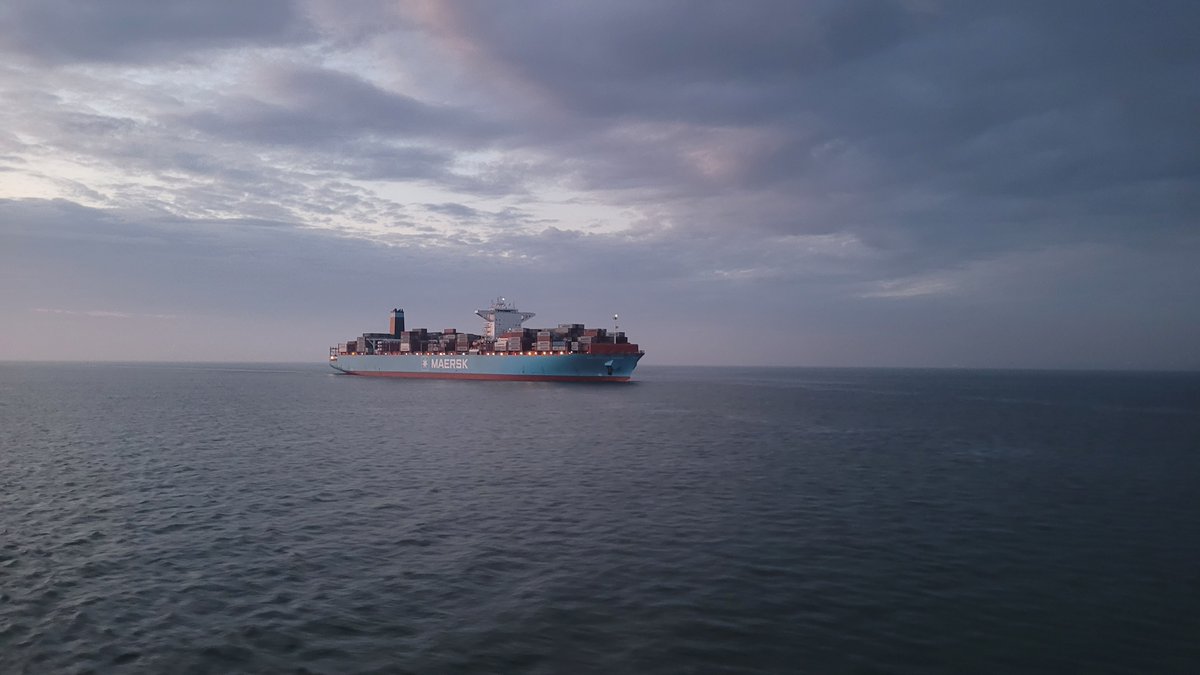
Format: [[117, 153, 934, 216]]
[[475, 298, 534, 339]]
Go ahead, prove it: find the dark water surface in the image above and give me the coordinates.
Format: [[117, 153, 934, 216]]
[[1, 363, 1198, 673]]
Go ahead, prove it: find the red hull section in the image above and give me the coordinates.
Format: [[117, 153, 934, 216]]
[[343, 371, 631, 383]]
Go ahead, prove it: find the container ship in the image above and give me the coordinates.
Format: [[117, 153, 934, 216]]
[[329, 299, 644, 382]]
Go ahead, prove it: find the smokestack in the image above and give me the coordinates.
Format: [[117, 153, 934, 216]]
[[389, 308, 405, 337]]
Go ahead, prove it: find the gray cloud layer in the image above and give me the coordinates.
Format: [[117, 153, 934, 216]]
[[0, 0, 310, 63], [1, 1, 1197, 367]]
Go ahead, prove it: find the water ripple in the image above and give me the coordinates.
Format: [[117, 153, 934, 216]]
[[1, 364, 1198, 673]]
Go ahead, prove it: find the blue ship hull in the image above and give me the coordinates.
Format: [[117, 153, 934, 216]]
[[329, 352, 643, 382]]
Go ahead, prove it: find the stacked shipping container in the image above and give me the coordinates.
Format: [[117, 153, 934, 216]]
[[334, 313, 638, 356]]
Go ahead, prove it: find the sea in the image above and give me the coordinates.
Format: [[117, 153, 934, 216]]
[[1, 363, 1197, 674]]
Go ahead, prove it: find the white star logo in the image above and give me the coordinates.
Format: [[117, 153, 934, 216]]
[[422, 359, 429, 368]]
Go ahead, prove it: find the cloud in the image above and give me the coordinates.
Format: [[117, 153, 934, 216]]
[[179, 63, 504, 147], [1, 2, 1198, 367], [860, 276, 955, 299], [33, 308, 177, 320], [0, 0, 312, 64]]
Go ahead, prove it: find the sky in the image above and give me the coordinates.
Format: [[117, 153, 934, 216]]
[[1, 0, 1197, 368]]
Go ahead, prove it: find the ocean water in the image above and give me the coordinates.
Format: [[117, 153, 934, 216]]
[[1, 363, 1198, 674]]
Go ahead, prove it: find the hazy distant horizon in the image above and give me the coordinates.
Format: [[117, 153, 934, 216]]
[[2, 2, 1197, 369], [4, 359, 1198, 374]]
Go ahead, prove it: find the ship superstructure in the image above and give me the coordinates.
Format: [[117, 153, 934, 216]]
[[474, 298, 535, 340], [329, 300, 643, 382]]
